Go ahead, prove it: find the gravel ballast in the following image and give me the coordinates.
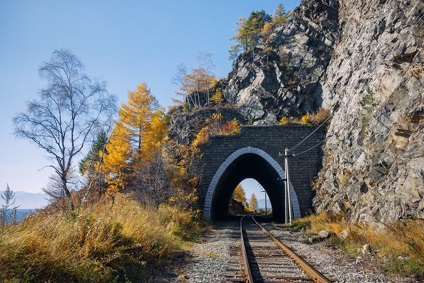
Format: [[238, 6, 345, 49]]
[[157, 218, 420, 283]]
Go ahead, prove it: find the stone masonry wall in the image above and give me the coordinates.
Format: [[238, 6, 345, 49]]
[[198, 125, 325, 217]]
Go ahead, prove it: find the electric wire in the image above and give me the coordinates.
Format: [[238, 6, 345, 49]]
[[288, 6, 422, 156], [289, 111, 333, 152], [292, 139, 326, 157]]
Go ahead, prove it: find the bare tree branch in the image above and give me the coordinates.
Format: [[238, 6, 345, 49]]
[[13, 49, 117, 209]]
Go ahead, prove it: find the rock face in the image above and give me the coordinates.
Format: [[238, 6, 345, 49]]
[[169, 0, 423, 224], [314, 0, 424, 223], [221, 0, 339, 125]]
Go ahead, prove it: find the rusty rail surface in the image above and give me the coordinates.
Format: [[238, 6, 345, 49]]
[[252, 216, 332, 283], [225, 215, 332, 282], [240, 215, 254, 283]]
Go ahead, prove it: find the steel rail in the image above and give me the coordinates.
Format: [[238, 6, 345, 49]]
[[240, 215, 254, 283], [252, 216, 332, 283]]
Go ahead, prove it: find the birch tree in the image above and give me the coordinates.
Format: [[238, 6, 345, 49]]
[[13, 49, 117, 209]]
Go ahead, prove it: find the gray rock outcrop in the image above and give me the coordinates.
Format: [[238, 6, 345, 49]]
[[314, 0, 424, 223], [221, 0, 339, 125]]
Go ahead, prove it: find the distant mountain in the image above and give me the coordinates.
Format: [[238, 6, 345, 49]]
[[5, 209, 34, 222], [1, 191, 49, 209], [256, 198, 272, 210]]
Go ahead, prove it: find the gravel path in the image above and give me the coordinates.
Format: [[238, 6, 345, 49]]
[[155, 218, 420, 283]]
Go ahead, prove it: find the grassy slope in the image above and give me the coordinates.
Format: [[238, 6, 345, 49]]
[[0, 194, 204, 282]]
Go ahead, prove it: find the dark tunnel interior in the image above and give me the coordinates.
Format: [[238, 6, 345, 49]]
[[210, 153, 286, 222]]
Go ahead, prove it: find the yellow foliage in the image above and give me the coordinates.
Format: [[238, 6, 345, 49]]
[[120, 82, 157, 151], [192, 126, 209, 148], [211, 88, 224, 105], [100, 82, 166, 194], [211, 112, 222, 121], [249, 193, 258, 210], [102, 123, 133, 193], [140, 109, 168, 162], [279, 116, 289, 125], [232, 184, 247, 204], [301, 112, 311, 124], [261, 22, 273, 37]]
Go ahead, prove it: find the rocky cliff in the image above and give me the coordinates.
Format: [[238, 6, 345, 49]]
[[221, 0, 339, 124], [169, 0, 423, 224], [219, 0, 423, 224], [315, 0, 424, 224]]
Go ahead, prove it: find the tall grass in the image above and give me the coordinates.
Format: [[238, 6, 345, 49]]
[[0, 194, 205, 282], [294, 212, 424, 278]]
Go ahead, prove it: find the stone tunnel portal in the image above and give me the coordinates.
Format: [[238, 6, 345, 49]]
[[203, 147, 301, 222]]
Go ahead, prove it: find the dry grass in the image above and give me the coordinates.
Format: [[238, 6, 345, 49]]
[[0, 194, 205, 282], [293, 213, 424, 278], [312, 107, 331, 125]]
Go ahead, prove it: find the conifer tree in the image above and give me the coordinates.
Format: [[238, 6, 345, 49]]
[[140, 108, 168, 162], [273, 3, 286, 21], [249, 193, 258, 211], [119, 83, 158, 153], [232, 184, 247, 205], [102, 122, 133, 194], [79, 131, 108, 176], [229, 10, 272, 60], [101, 82, 159, 194], [0, 184, 18, 226]]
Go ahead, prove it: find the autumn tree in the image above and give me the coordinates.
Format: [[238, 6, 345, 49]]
[[131, 107, 170, 206], [273, 3, 287, 25], [13, 49, 117, 209], [210, 88, 224, 105], [262, 3, 288, 42], [140, 108, 168, 162], [120, 83, 158, 154], [249, 193, 258, 211], [101, 83, 158, 194], [173, 53, 216, 109], [100, 82, 169, 198], [229, 10, 272, 60], [169, 145, 202, 210], [102, 123, 133, 194], [232, 184, 247, 205]]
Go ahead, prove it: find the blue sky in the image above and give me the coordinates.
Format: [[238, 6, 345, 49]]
[[0, 0, 300, 199]]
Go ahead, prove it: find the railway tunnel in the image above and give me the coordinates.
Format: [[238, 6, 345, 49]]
[[203, 147, 301, 222], [198, 125, 325, 222]]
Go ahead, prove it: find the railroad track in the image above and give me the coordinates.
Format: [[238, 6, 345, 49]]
[[225, 215, 331, 283]]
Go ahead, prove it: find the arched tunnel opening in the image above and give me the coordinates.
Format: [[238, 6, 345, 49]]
[[210, 153, 286, 222], [230, 178, 273, 216]]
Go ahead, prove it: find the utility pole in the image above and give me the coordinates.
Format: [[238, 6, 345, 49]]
[[285, 147, 293, 226], [261, 189, 267, 215]]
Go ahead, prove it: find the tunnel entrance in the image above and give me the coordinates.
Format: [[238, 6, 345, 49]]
[[203, 147, 301, 222]]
